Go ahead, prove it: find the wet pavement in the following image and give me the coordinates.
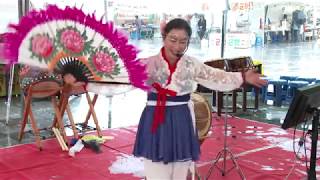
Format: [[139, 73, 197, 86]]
[[0, 38, 319, 148]]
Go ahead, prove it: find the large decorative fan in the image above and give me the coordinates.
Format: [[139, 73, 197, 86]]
[[3, 5, 149, 90]]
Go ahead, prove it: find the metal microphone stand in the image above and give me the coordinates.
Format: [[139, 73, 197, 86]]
[[206, 92, 246, 180]]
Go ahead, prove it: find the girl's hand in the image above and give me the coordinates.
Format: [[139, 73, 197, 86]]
[[244, 69, 267, 88]]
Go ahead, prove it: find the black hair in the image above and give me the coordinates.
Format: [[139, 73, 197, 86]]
[[163, 18, 192, 38]]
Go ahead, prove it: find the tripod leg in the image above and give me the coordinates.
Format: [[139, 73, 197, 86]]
[[205, 150, 223, 179], [227, 150, 246, 180], [206, 92, 246, 180]]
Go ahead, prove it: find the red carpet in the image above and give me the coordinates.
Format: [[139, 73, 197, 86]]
[[0, 115, 319, 180], [198, 115, 315, 180]]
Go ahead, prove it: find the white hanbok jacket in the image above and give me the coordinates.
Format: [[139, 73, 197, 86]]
[[142, 51, 243, 95]]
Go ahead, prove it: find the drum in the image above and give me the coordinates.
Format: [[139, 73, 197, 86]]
[[19, 66, 62, 98], [225, 56, 254, 72], [191, 93, 212, 144]]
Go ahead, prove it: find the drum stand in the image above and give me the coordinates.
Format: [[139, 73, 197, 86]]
[[205, 92, 246, 180]]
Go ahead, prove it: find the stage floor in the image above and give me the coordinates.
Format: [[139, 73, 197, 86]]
[[0, 114, 318, 180]]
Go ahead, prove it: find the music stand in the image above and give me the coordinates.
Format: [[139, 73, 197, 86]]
[[282, 84, 320, 180], [205, 91, 246, 180]]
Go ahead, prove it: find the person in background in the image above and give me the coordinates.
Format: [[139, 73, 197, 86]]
[[133, 18, 267, 179], [160, 14, 168, 36], [190, 13, 199, 43], [197, 15, 206, 40], [280, 14, 290, 41], [135, 15, 143, 40]]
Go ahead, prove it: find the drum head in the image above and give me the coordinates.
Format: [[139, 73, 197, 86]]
[[20, 68, 62, 98], [191, 93, 212, 143]]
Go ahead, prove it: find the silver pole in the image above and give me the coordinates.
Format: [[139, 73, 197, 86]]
[[104, 0, 108, 21], [6, 0, 30, 124], [222, 93, 229, 172], [5, 64, 15, 124], [107, 95, 112, 128]]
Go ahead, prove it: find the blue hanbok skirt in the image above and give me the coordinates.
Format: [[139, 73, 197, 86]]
[[133, 93, 200, 164]]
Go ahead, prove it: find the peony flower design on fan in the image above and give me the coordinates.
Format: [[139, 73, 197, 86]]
[[57, 26, 93, 56], [29, 33, 55, 63], [89, 46, 120, 79]]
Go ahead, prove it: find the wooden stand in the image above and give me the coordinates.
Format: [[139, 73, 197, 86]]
[[52, 84, 102, 138], [18, 81, 63, 150], [19, 82, 103, 151]]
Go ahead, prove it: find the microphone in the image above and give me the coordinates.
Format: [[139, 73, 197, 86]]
[[175, 53, 183, 58], [175, 41, 189, 58]]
